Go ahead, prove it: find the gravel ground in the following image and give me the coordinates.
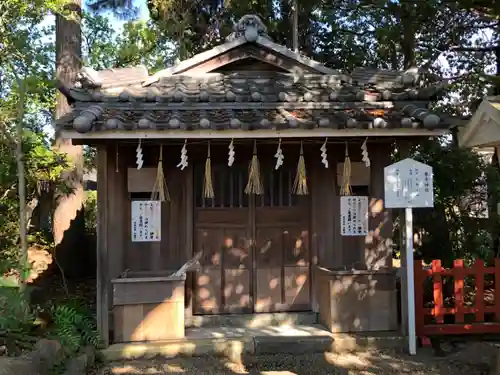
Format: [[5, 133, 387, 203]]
[[96, 342, 498, 375]]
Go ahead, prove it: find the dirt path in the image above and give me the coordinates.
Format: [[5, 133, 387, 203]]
[[96, 342, 497, 375]]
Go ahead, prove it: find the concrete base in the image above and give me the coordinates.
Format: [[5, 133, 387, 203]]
[[102, 325, 404, 362]]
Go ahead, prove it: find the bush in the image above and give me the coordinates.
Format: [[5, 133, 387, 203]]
[[48, 296, 102, 356], [84, 190, 97, 234]]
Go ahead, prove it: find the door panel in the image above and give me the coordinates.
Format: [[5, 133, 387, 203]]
[[284, 267, 310, 310], [195, 268, 222, 314], [224, 269, 251, 313], [253, 164, 311, 312], [194, 224, 251, 314], [194, 163, 252, 314], [255, 268, 282, 312]]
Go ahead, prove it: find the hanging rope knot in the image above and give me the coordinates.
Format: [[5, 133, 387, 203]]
[[293, 140, 308, 195], [245, 140, 263, 195], [151, 145, 170, 202], [203, 141, 214, 199], [341, 142, 352, 196]]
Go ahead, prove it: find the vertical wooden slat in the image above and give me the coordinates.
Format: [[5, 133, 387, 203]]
[[432, 260, 444, 324], [220, 229, 226, 309], [229, 168, 234, 208], [453, 259, 465, 323], [184, 164, 194, 320], [365, 143, 393, 270], [495, 259, 500, 321], [270, 170, 274, 207], [278, 169, 283, 206], [238, 171, 243, 208], [96, 145, 109, 346], [475, 259, 485, 322], [219, 166, 225, 208], [280, 230, 286, 306], [414, 260, 425, 337], [201, 164, 206, 208], [249, 193, 256, 309], [288, 170, 292, 207]]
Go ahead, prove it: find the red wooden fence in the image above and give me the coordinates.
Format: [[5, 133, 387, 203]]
[[414, 259, 500, 336]]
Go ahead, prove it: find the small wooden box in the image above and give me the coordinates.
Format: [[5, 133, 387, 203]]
[[112, 272, 186, 342]]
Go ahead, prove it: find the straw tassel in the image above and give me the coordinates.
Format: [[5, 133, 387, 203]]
[[203, 142, 214, 199], [340, 142, 352, 196], [293, 141, 308, 195], [151, 145, 170, 202], [245, 140, 264, 195]]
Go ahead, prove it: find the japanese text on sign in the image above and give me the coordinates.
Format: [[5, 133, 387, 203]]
[[384, 158, 434, 209], [340, 196, 369, 236], [131, 200, 161, 242]]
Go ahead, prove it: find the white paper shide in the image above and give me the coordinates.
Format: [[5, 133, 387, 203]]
[[340, 196, 369, 236], [384, 158, 434, 209], [131, 200, 161, 242]]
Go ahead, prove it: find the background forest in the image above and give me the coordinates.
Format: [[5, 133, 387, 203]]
[[2, 0, 500, 363]]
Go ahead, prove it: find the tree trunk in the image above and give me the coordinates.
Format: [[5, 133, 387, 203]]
[[54, 0, 86, 277], [400, 1, 416, 69]]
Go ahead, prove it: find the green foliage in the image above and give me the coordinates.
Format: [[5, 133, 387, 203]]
[[395, 138, 500, 266], [0, 130, 69, 275], [0, 287, 38, 355], [84, 190, 97, 233], [82, 12, 175, 72], [0, 288, 33, 332], [48, 297, 102, 355]]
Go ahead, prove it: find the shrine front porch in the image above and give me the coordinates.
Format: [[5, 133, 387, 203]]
[[102, 319, 405, 362], [95, 139, 399, 346]]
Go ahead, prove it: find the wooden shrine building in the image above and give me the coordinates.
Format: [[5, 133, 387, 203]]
[[57, 15, 451, 345]]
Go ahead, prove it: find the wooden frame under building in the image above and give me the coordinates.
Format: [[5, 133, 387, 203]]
[[56, 14, 457, 346]]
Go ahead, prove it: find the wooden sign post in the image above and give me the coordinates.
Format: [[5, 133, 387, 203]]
[[384, 158, 434, 355]]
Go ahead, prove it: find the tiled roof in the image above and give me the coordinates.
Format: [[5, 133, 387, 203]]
[[57, 14, 450, 135], [60, 72, 448, 133]]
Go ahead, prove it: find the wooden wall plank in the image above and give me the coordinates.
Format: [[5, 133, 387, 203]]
[[108, 145, 126, 279], [365, 142, 393, 270], [96, 145, 109, 346], [124, 146, 190, 273], [184, 164, 194, 320], [310, 148, 340, 270]]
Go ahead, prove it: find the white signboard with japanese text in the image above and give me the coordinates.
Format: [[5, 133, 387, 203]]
[[131, 200, 161, 242], [340, 196, 369, 236], [384, 158, 434, 209]]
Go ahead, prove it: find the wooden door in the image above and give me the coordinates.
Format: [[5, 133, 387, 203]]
[[254, 166, 311, 312], [193, 163, 252, 314], [193, 160, 311, 314]]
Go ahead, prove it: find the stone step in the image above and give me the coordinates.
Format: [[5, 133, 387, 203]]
[[253, 335, 333, 355], [185, 312, 318, 328], [102, 324, 405, 362]]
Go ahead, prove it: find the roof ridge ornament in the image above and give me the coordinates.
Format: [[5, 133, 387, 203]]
[[226, 14, 271, 43], [76, 66, 103, 88]]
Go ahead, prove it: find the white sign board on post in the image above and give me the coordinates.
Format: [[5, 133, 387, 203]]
[[384, 158, 434, 209], [384, 158, 434, 356]]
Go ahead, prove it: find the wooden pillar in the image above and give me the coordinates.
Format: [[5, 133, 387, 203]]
[[96, 145, 109, 346], [311, 157, 339, 269], [310, 150, 340, 312], [96, 144, 127, 346], [184, 164, 194, 320], [365, 142, 393, 270]]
